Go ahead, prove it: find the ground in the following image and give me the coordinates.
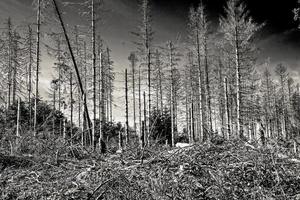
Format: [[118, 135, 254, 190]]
[[1, 138, 300, 200]]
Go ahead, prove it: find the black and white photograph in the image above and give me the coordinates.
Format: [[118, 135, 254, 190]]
[[0, 0, 300, 199]]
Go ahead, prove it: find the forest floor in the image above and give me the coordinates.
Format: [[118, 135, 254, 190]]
[[1, 137, 300, 200]]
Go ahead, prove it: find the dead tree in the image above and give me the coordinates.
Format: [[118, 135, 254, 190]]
[[138, 66, 142, 148], [52, 0, 93, 138], [143, 91, 147, 146], [128, 52, 138, 134], [34, 0, 41, 136], [125, 69, 129, 146], [98, 52, 103, 152], [92, 0, 97, 150], [26, 25, 33, 131], [224, 77, 231, 139]]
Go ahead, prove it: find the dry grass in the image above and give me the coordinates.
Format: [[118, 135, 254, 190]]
[[1, 138, 300, 200]]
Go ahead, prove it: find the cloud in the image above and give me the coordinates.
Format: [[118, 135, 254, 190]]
[[257, 29, 300, 80]]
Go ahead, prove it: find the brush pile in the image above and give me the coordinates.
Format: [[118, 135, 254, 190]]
[[1, 139, 300, 200]]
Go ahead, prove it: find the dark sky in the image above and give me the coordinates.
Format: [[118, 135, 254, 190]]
[[152, 0, 299, 33]]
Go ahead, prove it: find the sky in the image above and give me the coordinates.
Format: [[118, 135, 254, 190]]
[[1, 0, 300, 123]]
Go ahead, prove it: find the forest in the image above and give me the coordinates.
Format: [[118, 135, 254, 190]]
[[0, 0, 300, 199]]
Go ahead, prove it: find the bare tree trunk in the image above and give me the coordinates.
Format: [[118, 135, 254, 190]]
[[63, 118, 66, 141], [191, 100, 195, 143], [224, 77, 231, 139], [147, 48, 151, 143], [101, 53, 106, 126], [16, 98, 20, 145], [234, 26, 242, 138], [143, 91, 147, 146], [52, 0, 93, 140], [155, 49, 163, 112], [185, 69, 189, 141], [171, 81, 174, 147], [168, 41, 175, 147], [70, 72, 73, 144], [204, 38, 212, 133], [12, 32, 18, 105], [74, 25, 82, 134], [82, 41, 87, 146], [128, 53, 137, 134], [57, 39, 62, 137], [159, 65, 163, 112], [109, 80, 113, 122], [125, 69, 129, 146], [118, 129, 123, 151], [196, 30, 204, 142], [34, 0, 41, 136], [138, 66, 142, 148], [53, 87, 56, 135], [99, 52, 103, 152], [7, 18, 12, 109], [91, 0, 96, 150], [27, 25, 33, 132], [218, 58, 224, 134], [141, 121, 145, 148], [265, 70, 271, 139]]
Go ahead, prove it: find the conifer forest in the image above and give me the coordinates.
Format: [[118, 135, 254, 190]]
[[1, 0, 300, 199]]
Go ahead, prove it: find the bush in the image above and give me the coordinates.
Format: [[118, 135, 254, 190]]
[[150, 108, 172, 144]]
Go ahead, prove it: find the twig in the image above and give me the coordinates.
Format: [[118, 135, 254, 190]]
[[87, 176, 120, 200]]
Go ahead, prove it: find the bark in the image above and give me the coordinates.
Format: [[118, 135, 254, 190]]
[[143, 91, 147, 146], [138, 66, 142, 148], [34, 0, 41, 136], [70, 72, 73, 144], [12, 32, 18, 104], [234, 25, 242, 138], [196, 29, 204, 142], [129, 53, 137, 133], [98, 52, 103, 152], [52, 0, 93, 139], [7, 18, 12, 109], [169, 41, 175, 147], [27, 25, 33, 131], [92, 0, 96, 150], [74, 25, 81, 132], [125, 69, 129, 146], [16, 98, 20, 143], [204, 37, 212, 132], [224, 77, 231, 139]]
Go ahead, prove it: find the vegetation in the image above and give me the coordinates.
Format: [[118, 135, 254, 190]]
[[0, 0, 300, 199]]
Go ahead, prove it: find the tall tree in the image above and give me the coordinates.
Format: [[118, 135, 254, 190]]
[[125, 69, 129, 145], [34, 0, 41, 136], [154, 49, 164, 112], [133, 0, 154, 143], [220, 0, 261, 138], [275, 64, 288, 139], [188, 5, 204, 142], [128, 52, 138, 134], [92, 0, 97, 149], [25, 25, 35, 131]]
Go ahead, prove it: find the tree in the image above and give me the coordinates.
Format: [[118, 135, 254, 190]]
[[164, 41, 181, 147], [150, 108, 172, 144], [125, 69, 129, 145], [133, 0, 154, 144], [153, 49, 164, 112], [220, 0, 261, 138], [24, 25, 35, 131], [188, 5, 204, 142], [275, 64, 288, 139], [128, 52, 138, 135], [52, 0, 93, 143], [34, 0, 41, 136]]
